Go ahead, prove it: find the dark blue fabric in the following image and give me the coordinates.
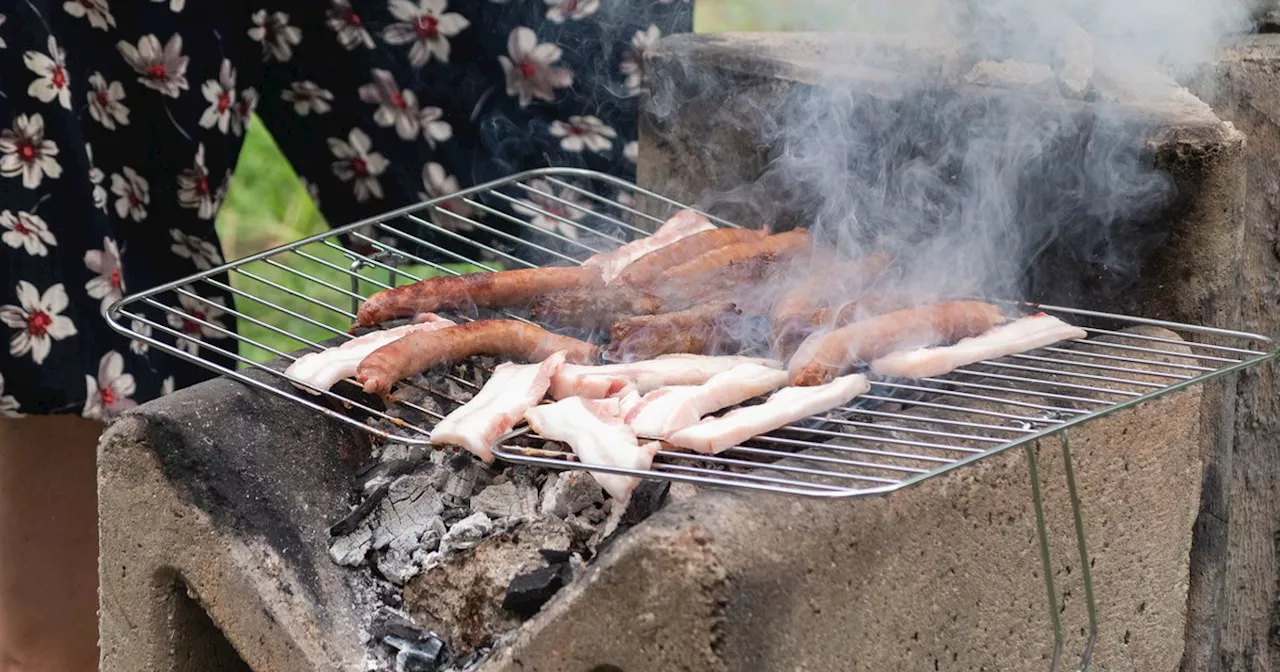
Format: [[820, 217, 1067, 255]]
[[0, 0, 691, 418]]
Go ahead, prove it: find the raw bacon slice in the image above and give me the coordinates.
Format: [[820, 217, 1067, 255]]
[[789, 301, 1007, 386], [625, 363, 790, 439], [429, 351, 568, 463], [284, 314, 457, 394], [666, 374, 871, 455], [524, 397, 661, 500], [870, 313, 1087, 379], [584, 209, 716, 284], [548, 354, 783, 400]]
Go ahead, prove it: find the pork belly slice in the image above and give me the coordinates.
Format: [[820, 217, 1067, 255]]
[[548, 354, 783, 400], [284, 313, 457, 394], [626, 363, 790, 439], [870, 313, 1087, 379], [666, 373, 871, 455], [524, 396, 661, 500], [429, 351, 567, 463], [584, 209, 716, 284]]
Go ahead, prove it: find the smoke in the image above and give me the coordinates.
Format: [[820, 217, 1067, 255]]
[[662, 0, 1256, 310]]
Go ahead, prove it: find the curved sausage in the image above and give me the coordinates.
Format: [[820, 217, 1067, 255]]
[[616, 228, 767, 287]]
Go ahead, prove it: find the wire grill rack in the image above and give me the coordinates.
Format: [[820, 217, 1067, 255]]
[[105, 167, 1278, 500]]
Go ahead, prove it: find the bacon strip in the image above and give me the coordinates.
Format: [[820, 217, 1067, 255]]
[[284, 314, 457, 394], [788, 301, 1007, 386], [524, 397, 661, 500], [353, 266, 601, 329], [356, 319, 598, 395], [584, 209, 716, 284], [616, 227, 767, 288], [529, 284, 664, 332], [548, 354, 782, 400], [666, 373, 871, 455], [603, 301, 742, 363], [429, 351, 566, 463], [869, 313, 1086, 379], [625, 363, 790, 439]]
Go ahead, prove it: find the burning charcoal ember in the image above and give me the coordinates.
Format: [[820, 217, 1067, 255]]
[[439, 512, 494, 554], [440, 454, 483, 507], [501, 562, 572, 618], [963, 59, 1056, 92], [470, 482, 539, 523], [404, 519, 573, 652], [538, 470, 606, 518], [370, 606, 430, 642], [384, 634, 445, 672], [330, 525, 376, 567], [329, 475, 446, 570]]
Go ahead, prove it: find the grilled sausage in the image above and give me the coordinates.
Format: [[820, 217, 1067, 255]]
[[616, 227, 768, 287], [603, 301, 743, 362], [353, 266, 602, 329], [788, 301, 1007, 386], [530, 284, 664, 331], [356, 319, 599, 395]]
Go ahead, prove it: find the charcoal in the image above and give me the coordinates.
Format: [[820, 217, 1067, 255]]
[[501, 563, 571, 617], [470, 482, 539, 522], [385, 634, 445, 672], [621, 480, 670, 526], [329, 483, 390, 538], [538, 549, 572, 564], [440, 455, 481, 507], [539, 471, 605, 518], [370, 606, 427, 642], [667, 481, 700, 502], [439, 512, 493, 554]]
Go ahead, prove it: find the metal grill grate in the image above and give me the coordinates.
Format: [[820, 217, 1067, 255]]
[[105, 167, 1278, 499]]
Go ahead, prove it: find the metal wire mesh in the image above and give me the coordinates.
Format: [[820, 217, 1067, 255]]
[[105, 167, 1278, 499]]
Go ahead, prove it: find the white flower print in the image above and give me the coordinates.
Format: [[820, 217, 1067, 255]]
[[0, 282, 77, 365], [499, 27, 574, 108], [232, 87, 259, 136], [620, 25, 659, 96], [0, 211, 56, 257], [117, 34, 190, 98], [25, 36, 72, 110], [419, 106, 452, 148], [166, 289, 229, 356], [327, 0, 374, 50], [282, 81, 333, 116], [300, 176, 321, 208], [382, 0, 470, 67], [0, 15, 7, 50], [87, 143, 107, 212], [82, 351, 137, 421], [512, 179, 588, 240], [0, 374, 21, 418], [63, 0, 115, 31], [545, 0, 598, 23], [199, 60, 237, 133], [624, 140, 638, 164], [110, 167, 150, 222], [359, 69, 423, 140], [169, 229, 223, 270], [248, 10, 303, 62], [85, 236, 125, 312], [550, 115, 616, 154], [129, 319, 151, 355], [419, 162, 474, 230], [153, 0, 185, 12], [177, 144, 219, 220], [0, 114, 61, 189], [87, 73, 130, 129], [328, 128, 389, 203], [161, 376, 175, 396]]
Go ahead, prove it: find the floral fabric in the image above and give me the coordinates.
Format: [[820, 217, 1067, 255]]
[[0, 0, 691, 420]]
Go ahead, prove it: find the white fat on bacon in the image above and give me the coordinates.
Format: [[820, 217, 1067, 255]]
[[548, 354, 782, 400], [667, 373, 871, 455], [626, 363, 790, 439], [870, 313, 1087, 379], [524, 396, 660, 500], [284, 314, 457, 394], [429, 351, 568, 463], [583, 209, 716, 284]]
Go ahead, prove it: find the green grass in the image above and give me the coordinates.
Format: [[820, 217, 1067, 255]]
[[214, 2, 801, 363]]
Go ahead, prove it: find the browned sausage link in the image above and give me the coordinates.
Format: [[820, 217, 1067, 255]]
[[353, 266, 602, 329], [769, 252, 894, 327], [616, 228, 767, 288], [771, 291, 915, 360], [789, 301, 1006, 386], [529, 284, 664, 331], [356, 320, 599, 395], [603, 301, 742, 363], [661, 229, 812, 285]]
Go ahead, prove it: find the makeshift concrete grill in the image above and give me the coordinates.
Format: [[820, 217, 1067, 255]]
[[105, 168, 1276, 500]]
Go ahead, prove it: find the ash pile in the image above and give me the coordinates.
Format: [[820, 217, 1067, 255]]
[[323, 358, 691, 672]]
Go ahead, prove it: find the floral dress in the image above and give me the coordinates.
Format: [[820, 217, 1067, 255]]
[[0, 0, 692, 420]]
